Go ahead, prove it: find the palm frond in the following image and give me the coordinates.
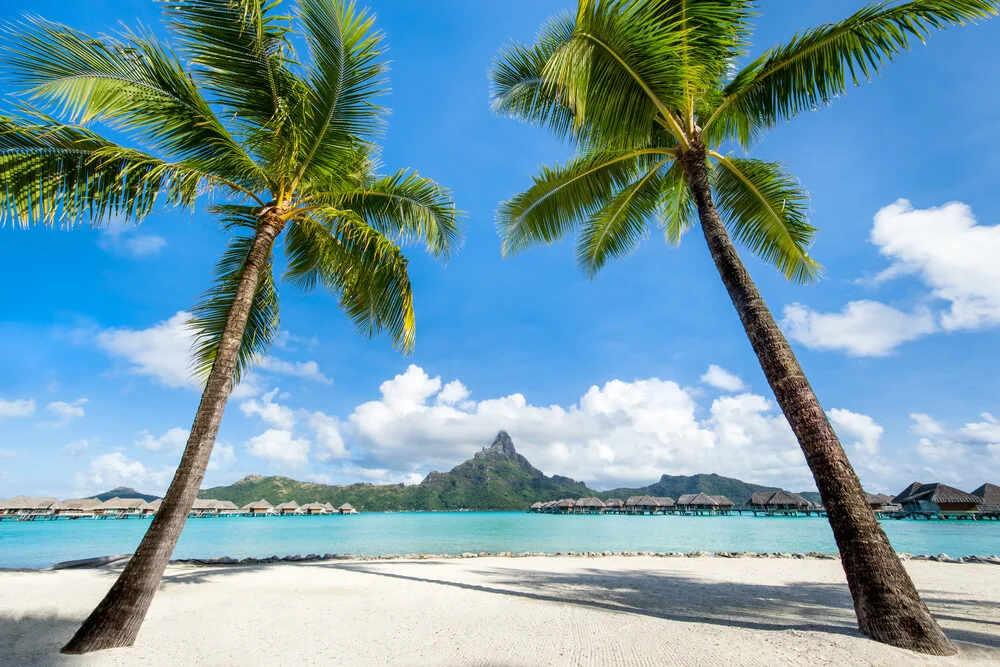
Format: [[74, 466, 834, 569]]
[[314, 169, 462, 260], [711, 155, 822, 283], [498, 147, 672, 256], [0, 114, 210, 226], [542, 0, 692, 148], [293, 0, 387, 188], [576, 156, 670, 276], [657, 160, 696, 246], [1, 17, 266, 189], [490, 12, 577, 139], [283, 212, 415, 352], [190, 228, 280, 385], [704, 0, 999, 147], [159, 0, 302, 145]]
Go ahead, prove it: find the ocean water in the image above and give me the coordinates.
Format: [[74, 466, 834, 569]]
[[0, 512, 996, 569]]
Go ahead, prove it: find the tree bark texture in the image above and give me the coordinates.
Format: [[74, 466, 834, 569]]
[[61, 210, 286, 654], [681, 143, 955, 656]]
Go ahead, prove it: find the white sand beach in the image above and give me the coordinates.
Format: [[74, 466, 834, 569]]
[[1, 557, 998, 666]]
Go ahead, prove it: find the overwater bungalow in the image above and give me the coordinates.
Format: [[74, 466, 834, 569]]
[[216, 501, 239, 516], [574, 497, 606, 514], [96, 497, 146, 519], [241, 499, 274, 516], [143, 499, 162, 517], [603, 498, 625, 514], [677, 493, 731, 515], [300, 502, 328, 515], [323, 502, 336, 514], [972, 483, 1000, 519], [275, 501, 302, 516], [893, 482, 983, 519], [338, 503, 358, 515], [528, 501, 544, 513], [555, 498, 576, 513], [54, 499, 102, 519], [635, 496, 661, 514], [1, 497, 60, 520], [191, 499, 221, 518], [624, 496, 644, 514], [654, 497, 676, 513], [747, 491, 812, 516]]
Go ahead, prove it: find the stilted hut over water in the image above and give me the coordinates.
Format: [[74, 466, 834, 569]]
[[893, 483, 984, 519], [746, 491, 813, 516], [972, 483, 1000, 519]]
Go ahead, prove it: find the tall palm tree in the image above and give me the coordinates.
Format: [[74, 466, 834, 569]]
[[0, 0, 461, 653], [491, 0, 995, 656]]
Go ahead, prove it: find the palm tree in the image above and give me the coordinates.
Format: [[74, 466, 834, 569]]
[[491, 0, 996, 656], [0, 0, 461, 653]]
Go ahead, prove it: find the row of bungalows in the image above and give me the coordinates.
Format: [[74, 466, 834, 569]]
[[189, 499, 240, 518], [237, 499, 358, 516], [529, 494, 736, 516], [745, 491, 819, 516], [891, 482, 1000, 520], [0, 496, 150, 520]]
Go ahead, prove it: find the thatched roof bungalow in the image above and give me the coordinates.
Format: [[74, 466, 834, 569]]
[[323, 502, 336, 513], [624, 496, 643, 509], [338, 503, 358, 515], [747, 491, 810, 511], [894, 482, 983, 516], [55, 498, 102, 518], [143, 499, 162, 516], [971, 483, 1000, 513], [678, 493, 728, 511], [96, 497, 145, 518], [711, 495, 734, 509], [191, 499, 220, 517], [529, 501, 544, 512], [574, 497, 606, 513], [555, 498, 576, 512], [216, 500, 239, 516], [241, 499, 274, 516], [604, 498, 624, 508], [300, 502, 328, 515]]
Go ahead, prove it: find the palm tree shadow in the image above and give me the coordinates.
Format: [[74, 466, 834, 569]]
[[0, 615, 81, 667], [329, 562, 1000, 651]]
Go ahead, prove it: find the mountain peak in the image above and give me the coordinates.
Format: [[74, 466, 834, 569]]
[[474, 431, 517, 461], [236, 474, 266, 484]]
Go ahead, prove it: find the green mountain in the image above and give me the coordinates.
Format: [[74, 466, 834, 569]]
[[599, 473, 779, 504], [88, 486, 159, 502], [199, 431, 818, 510], [200, 431, 591, 511]]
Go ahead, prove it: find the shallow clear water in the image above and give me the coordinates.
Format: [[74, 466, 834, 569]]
[[1, 512, 996, 569]]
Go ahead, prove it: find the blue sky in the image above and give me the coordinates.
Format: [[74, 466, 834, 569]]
[[1, 1, 999, 499]]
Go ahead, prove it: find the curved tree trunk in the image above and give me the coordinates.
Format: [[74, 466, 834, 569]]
[[681, 144, 956, 656], [62, 210, 286, 654]]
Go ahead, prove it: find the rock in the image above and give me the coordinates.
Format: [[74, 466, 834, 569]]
[[687, 551, 711, 558], [460, 552, 477, 558], [716, 552, 736, 558], [897, 553, 912, 561]]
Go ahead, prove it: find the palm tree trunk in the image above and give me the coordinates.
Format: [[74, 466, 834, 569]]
[[61, 210, 286, 654], [681, 144, 955, 656]]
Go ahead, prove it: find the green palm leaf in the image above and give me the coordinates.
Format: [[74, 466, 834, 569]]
[[657, 161, 696, 246], [576, 156, 670, 276], [283, 212, 415, 351], [190, 229, 280, 385], [711, 155, 821, 284], [498, 147, 674, 256], [705, 0, 999, 147]]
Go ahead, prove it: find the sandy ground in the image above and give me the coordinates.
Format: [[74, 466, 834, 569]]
[[0, 557, 997, 666]]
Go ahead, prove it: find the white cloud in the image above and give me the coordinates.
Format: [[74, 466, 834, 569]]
[[344, 364, 817, 490], [0, 398, 36, 418], [99, 222, 167, 258], [437, 380, 471, 405], [310, 412, 348, 461], [240, 388, 296, 430], [960, 413, 1000, 444], [782, 301, 936, 356], [910, 413, 945, 438], [76, 452, 175, 494], [95, 312, 197, 389], [829, 408, 884, 457], [136, 427, 190, 453], [872, 199, 1000, 330], [62, 439, 93, 458], [700, 365, 746, 392], [245, 429, 311, 470], [45, 398, 88, 426], [208, 442, 236, 471], [258, 357, 331, 384]]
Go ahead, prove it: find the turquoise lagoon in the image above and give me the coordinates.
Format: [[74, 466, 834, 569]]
[[1, 512, 997, 569]]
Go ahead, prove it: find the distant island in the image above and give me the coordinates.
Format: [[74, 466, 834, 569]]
[[195, 431, 808, 511]]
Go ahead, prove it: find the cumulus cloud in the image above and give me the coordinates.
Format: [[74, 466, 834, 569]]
[[907, 414, 1000, 487], [76, 453, 175, 494], [245, 429, 311, 470], [136, 427, 190, 453], [240, 388, 296, 430], [258, 357, 331, 384], [782, 301, 936, 357], [0, 398, 36, 418], [872, 199, 1000, 330], [62, 439, 93, 458], [44, 398, 88, 426], [99, 230, 167, 258], [95, 311, 198, 389], [343, 364, 816, 490], [310, 412, 348, 461], [700, 365, 746, 392], [208, 442, 237, 471]]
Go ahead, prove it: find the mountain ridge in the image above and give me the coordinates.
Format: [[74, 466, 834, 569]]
[[199, 431, 816, 510]]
